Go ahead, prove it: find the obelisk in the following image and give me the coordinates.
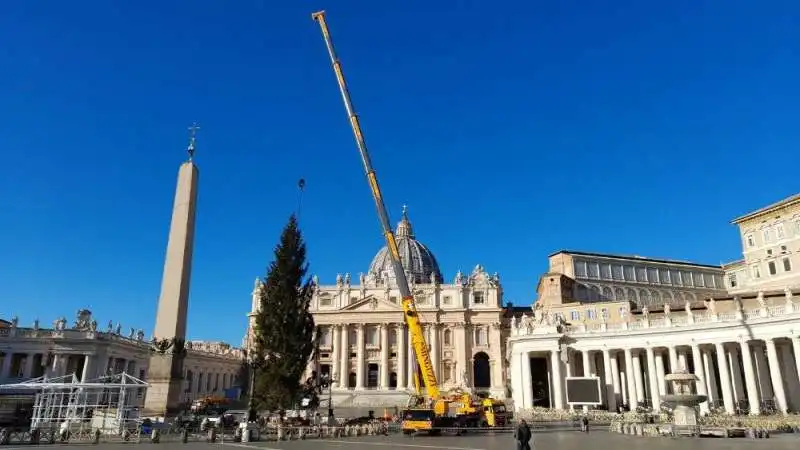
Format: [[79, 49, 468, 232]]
[[144, 124, 200, 416]]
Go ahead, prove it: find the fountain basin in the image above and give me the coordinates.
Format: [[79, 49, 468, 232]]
[[661, 394, 707, 406]]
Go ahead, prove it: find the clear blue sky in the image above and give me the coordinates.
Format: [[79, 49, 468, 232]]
[[1, 1, 798, 344]]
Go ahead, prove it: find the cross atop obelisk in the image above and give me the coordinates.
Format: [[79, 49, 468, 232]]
[[187, 122, 200, 161], [144, 124, 201, 416]]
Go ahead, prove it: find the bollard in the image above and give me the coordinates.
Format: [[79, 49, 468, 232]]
[[299, 427, 306, 439], [0, 428, 9, 446], [237, 425, 246, 443], [277, 425, 285, 441], [207, 427, 217, 443], [30, 428, 40, 445], [151, 429, 161, 443], [59, 428, 70, 443], [181, 429, 189, 443], [122, 429, 131, 442], [93, 429, 101, 444]]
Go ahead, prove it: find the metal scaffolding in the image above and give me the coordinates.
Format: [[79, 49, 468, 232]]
[[0, 372, 148, 439]]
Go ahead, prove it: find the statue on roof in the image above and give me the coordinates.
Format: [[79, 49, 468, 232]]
[[757, 291, 766, 308]]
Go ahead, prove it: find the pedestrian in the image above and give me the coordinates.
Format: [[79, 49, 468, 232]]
[[514, 419, 532, 450], [581, 416, 589, 433]]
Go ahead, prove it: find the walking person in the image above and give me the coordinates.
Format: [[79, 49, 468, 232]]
[[514, 419, 532, 450]]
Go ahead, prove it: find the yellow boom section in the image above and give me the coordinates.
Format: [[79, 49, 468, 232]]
[[312, 10, 440, 401]]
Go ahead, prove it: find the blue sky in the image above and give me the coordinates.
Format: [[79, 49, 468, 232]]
[[1, 1, 798, 344]]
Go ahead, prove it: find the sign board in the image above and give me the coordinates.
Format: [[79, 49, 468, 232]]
[[565, 376, 602, 406]]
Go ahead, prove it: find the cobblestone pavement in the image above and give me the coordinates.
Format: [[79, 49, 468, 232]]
[[6, 431, 798, 450]]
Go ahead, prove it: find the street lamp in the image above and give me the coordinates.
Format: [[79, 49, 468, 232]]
[[321, 373, 336, 424], [246, 350, 257, 422]]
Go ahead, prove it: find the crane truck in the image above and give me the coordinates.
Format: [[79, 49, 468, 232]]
[[311, 10, 509, 435]]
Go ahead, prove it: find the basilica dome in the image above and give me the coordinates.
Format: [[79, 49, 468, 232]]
[[367, 207, 443, 285]]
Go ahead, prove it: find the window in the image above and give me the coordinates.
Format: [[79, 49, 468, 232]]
[[763, 228, 772, 243], [319, 295, 332, 306], [321, 327, 332, 346], [746, 234, 755, 247], [784, 257, 792, 272], [612, 265, 623, 280], [681, 271, 693, 286], [623, 265, 635, 281], [692, 273, 703, 287], [752, 265, 761, 279], [670, 269, 681, 285], [443, 295, 452, 305], [588, 263, 600, 279], [767, 249, 773, 256], [619, 307, 628, 318], [704, 273, 714, 288], [473, 292, 485, 304], [777, 223, 786, 239], [781, 246, 788, 254], [350, 296, 358, 304], [600, 263, 612, 279], [367, 327, 379, 345], [416, 294, 428, 305], [443, 329, 452, 346], [570, 310, 580, 321], [601, 286, 613, 300], [601, 308, 609, 320], [474, 327, 488, 346], [796, 220, 800, 235], [636, 266, 647, 282], [576, 284, 588, 300], [659, 268, 670, 284], [390, 296, 398, 303], [589, 285, 601, 301], [647, 267, 658, 283], [574, 260, 588, 278], [728, 273, 737, 288], [586, 309, 596, 320], [768, 261, 777, 275], [639, 289, 651, 304], [651, 290, 661, 305]]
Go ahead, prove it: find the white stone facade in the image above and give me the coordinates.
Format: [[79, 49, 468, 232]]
[[246, 209, 509, 406], [508, 290, 800, 416], [509, 193, 800, 416], [0, 311, 243, 406]]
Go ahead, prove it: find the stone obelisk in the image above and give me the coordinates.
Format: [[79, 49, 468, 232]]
[[144, 124, 200, 416]]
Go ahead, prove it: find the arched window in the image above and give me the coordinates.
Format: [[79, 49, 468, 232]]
[[601, 286, 614, 300], [472, 352, 491, 389], [651, 290, 661, 305], [443, 329, 452, 346], [626, 288, 638, 302], [589, 285, 601, 301], [662, 291, 673, 304], [614, 287, 625, 302], [639, 289, 651, 305]]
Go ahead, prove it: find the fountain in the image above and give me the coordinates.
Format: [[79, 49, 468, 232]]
[[662, 370, 707, 427]]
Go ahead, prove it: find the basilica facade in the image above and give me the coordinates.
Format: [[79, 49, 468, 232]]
[[248, 209, 508, 406]]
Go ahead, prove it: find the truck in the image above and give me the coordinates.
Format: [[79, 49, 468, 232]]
[[311, 10, 509, 435]]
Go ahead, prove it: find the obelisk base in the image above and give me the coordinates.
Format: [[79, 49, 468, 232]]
[[143, 353, 186, 417]]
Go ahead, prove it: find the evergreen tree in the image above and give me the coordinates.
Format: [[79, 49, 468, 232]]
[[252, 214, 316, 411]]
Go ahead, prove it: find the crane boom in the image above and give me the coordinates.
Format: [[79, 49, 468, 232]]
[[312, 10, 440, 401]]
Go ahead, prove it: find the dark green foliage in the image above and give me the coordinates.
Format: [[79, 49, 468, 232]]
[[252, 215, 316, 411]]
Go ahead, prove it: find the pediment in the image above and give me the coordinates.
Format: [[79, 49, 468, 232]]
[[339, 295, 403, 312]]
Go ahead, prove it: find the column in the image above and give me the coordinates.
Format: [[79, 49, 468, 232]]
[[0, 353, 12, 381], [380, 323, 390, 389], [753, 344, 773, 402], [356, 324, 365, 389], [81, 355, 94, 382], [407, 327, 415, 390], [624, 348, 638, 409], [455, 323, 469, 387], [668, 346, 679, 372], [739, 340, 760, 415], [703, 350, 718, 406], [691, 344, 709, 415], [396, 325, 406, 389], [550, 350, 564, 409], [429, 325, 439, 381], [715, 343, 735, 414], [521, 352, 533, 408], [331, 325, 341, 388], [581, 351, 591, 412], [645, 347, 660, 412], [489, 323, 504, 389], [24, 354, 36, 380], [602, 349, 617, 412], [792, 336, 800, 395], [728, 347, 746, 405], [779, 344, 800, 411], [765, 339, 788, 414], [678, 352, 688, 372], [632, 353, 645, 405], [610, 355, 621, 408], [339, 324, 349, 388], [655, 352, 666, 395]]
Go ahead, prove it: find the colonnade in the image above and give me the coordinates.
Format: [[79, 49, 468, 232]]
[[515, 335, 800, 415]]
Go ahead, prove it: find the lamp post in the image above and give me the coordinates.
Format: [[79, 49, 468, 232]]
[[246, 350, 257, 422], [321, 373, 336, 424]]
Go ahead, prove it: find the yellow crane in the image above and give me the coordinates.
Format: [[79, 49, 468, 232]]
[[311, 10, 509, 434]]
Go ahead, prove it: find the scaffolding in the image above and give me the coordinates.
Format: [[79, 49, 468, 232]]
[[0, 372, 148, 440]]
